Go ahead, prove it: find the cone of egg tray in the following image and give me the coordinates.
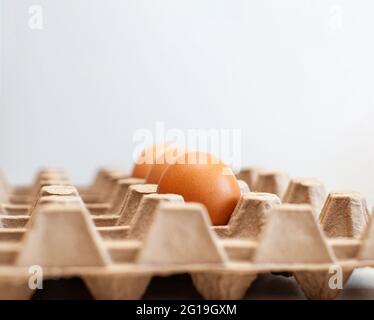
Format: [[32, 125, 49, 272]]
[[282, 178, 327, 215], [0, 168, 68, 204], [75, 167, 152, 219], [77, 167, 124, 197], [0, 169, 372, 300], [67, 167, 129, 212], [0, 169, 70, 215], [253, 170, 290, 199], [235, 166, 264, 190], [87, 169, 128, 204]]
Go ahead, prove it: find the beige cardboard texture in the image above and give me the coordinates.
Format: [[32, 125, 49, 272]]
[[214, 192, 280, 240], [0, 168, 373, 300], [283, 178, 327, 215], [116, 184, 157, 226], [16, 203, 111, 267], [253, 170, 289, 199], [235, 166, 263, 190], [137, 202, 227, 265], [319, 191, 370, 238], [254, 204, 335, 264], [128, 194, 184, 241]]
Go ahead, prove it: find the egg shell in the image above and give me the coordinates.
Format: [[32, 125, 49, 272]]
[[157, 152, 241, 225], [145, 147, 187, 184], [131, 144, 169, 178]]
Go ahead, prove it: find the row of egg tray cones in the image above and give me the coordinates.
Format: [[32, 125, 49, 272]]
[[0, 167, 372, 300]]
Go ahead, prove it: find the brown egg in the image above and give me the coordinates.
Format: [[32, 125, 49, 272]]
[[157, 152, 241, 225], [145, 147, 187, 184], [131, 144, 169, 178]]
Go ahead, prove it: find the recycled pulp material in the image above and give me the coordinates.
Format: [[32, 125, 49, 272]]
[[0, 168, 372, 300]]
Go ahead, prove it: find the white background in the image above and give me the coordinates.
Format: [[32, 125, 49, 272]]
[[1, 0, 374, 204]]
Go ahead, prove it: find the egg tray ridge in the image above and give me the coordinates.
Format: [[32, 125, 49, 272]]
[[0, 168, 372, 300]]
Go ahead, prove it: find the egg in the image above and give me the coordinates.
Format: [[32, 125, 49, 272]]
[[157, 152, 241, 225], [145, 147, 187, 184], [131, 144, 169, 178]]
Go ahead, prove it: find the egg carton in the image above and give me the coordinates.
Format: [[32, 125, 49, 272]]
[[0, 168, 372, 300], [1, 167, 252, 229]]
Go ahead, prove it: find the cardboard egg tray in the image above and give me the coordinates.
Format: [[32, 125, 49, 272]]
[[0, 167, 373, 300]]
